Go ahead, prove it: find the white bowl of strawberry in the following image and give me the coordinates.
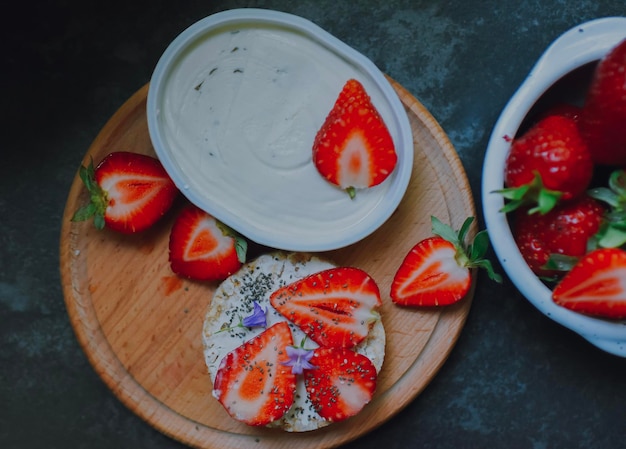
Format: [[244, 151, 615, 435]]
[[146, 9, 413, 252], [482, 17, 626, 357]]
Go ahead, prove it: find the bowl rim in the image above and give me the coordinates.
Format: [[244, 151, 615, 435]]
[[482, 17, 626, 356], [146, 8, 414, 252]]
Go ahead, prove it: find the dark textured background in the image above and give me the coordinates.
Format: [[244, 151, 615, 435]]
[[2, 1, 626, 448]]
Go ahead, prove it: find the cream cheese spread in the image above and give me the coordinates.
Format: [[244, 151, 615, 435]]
[[155, 21, 403, 248]]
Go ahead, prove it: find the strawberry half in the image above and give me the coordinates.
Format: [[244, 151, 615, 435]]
[[390, 217, 501, 306], [168, 204, 246, 281], [72, 151, 178, 233], [213, 322, 297, 426], [304, 346, 377, 423], [498, 115, 593, 214], [312, 78, 397, 199], [579, 38, 626, 166], [269, 267, 382, 349], [552, 248, 626, 320]]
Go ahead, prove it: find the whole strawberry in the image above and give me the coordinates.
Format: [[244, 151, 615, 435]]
[[500, 115, 593, 214], [579, 38, 626, 166], [72, 151, 179, 233], [512, 195, 605, 278]]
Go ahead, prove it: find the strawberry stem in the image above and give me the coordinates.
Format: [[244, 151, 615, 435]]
[[71, 157, 108, 229], [431, 216, 502, 283], [495, 171, 562, 215]]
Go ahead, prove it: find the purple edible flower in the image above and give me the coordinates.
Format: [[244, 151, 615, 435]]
[[241, 301, 266, 328], [282, 345, 316, 375]]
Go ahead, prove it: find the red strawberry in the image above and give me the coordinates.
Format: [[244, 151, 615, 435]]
[[213, 322, 296, 426], [304, 346, 377, 423], [552, 248, 626, 319], [168, 204, 246, 281], [500, 115, 593, 214], [579, 38, 626, 166], [269, 267, 381, 348], [513, 195, 605, 277], [72, 151, 178, 233], [312, 78, 397, 199], [390, 217, 501, 307]]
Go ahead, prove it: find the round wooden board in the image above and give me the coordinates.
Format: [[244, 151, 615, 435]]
[[59, 79, 476, 449]]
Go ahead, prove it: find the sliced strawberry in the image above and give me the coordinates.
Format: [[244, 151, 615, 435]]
[[72, 151, 178, 233], [579, 38, 626, 166], [168, 204, 246, 281], [304, 347, 377, 423], [391, 217, 501, 306], [213, 322, 297, 426], [269, 267, 381, 348], [552, 248, 626, 319], [312, 78, 397, 199], [391, 237, 470, 306]]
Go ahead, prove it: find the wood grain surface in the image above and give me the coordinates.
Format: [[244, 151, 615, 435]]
[[59, 79, 477, 449]]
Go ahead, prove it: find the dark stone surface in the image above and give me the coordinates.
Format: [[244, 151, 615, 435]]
[[2, 1, 626, 448]]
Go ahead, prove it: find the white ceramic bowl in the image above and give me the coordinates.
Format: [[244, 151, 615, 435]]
[[482, 17, 626, 357], [147, 9, 413, 252]]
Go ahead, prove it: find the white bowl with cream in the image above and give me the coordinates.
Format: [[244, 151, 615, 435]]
[[482, 17, 626, 357], [147, 8, 413, 252]]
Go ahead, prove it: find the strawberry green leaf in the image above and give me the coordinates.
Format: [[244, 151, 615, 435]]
[[71, 158, 107, 229], [93, 213, 105, 231], [497, 184, 530, 201], [431, 216, 462, 245], [543, 253, 579, 272], [472, 259, 503, 283], [468, 230, 489, 260], [431, 216, 502, 283], [216, 221, 248, 263], [495, 172, 562, 215], [588, 169, 626, 250], [588, 186, 621, 208], [597, 224, 626, 249], [71, 202, 95, 221], [609, 169, 626, 199], [529, 188, 562, 215], [458, 216, 474, 244], [234, 236, 248, 263]]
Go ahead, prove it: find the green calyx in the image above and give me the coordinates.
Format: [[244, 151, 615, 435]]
[[216, 221, 248, 263], [431, 216, 502, 283], [71, 158, 108, 229], [495, 171, 562, 215], [588, 169, 626, 249]]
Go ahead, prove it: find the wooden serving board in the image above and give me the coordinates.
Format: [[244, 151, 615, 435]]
[[59, 79, 476, 449]]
